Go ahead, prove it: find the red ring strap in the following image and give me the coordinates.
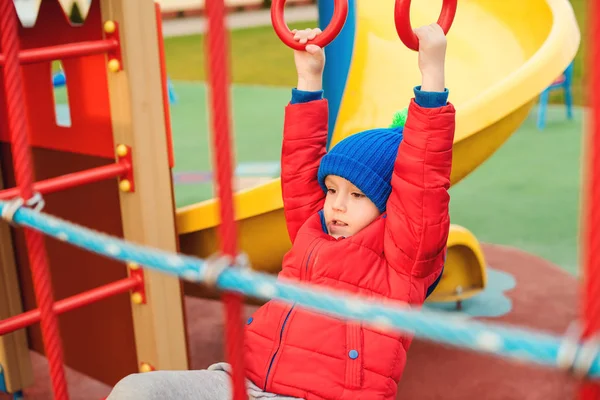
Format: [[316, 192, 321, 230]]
[[271, 0, 348, 51], [395, 0, 458, 51]]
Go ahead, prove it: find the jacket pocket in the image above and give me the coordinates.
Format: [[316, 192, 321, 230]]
[[345, 321, 363, 389]]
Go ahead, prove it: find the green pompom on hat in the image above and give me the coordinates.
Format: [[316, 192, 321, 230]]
[[389, 107, 408, 129]]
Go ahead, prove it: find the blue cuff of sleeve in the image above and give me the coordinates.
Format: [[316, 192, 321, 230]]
[[291, 88, 324, 104], [414, 85, 449, 108]]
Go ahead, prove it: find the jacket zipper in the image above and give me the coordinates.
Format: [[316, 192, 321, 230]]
[[262, 305, 294, 391], [303, 239, 324, 281], [263, 239, 321, 391]]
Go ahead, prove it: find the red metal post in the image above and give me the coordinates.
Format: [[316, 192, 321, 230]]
[[204, 0, 247, 398], [0, 276, 142, 336], [580, 0, 600, 398], [154, 3, 175, 169], [0, 39, 118, 66], [0, 162, 129, 200]]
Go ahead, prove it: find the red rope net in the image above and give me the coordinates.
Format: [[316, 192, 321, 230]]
[[1, 0, 599, 398], [204, 0, 247, 398], [0, 1, 68, 399], [580, 0, 600, 397]]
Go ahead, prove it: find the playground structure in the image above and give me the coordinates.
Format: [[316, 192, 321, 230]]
[[0, 0, 188, 396], [0, 0, 598, 400]]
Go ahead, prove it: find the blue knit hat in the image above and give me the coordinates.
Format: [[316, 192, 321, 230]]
[[318, 109, 408, 213]]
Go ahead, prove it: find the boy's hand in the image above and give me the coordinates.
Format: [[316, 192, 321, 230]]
[[414, 23, 447, 92], [292, 28, 325, 91]]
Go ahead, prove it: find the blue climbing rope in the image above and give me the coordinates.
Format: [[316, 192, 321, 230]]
[[0, 199, 598, 378]]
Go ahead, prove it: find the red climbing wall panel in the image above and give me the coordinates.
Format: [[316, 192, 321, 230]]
[[0, 0, 114, 158]]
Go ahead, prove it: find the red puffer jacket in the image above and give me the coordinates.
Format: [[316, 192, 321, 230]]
[[244, 98, 455, 399]]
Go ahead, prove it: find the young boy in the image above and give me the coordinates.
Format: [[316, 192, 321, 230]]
[[242, 23, 453, 400], [107, 23, 454, 400]]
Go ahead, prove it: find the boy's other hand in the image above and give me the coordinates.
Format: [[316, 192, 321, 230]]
[[292, 28, 325, 91], [414, 23, 447, 92]]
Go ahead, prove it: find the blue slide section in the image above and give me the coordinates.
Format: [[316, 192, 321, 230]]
[[317, 0, 356, 150]]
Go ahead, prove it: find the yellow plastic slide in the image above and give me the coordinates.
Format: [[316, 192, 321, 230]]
[[176, 0, 580, 303]]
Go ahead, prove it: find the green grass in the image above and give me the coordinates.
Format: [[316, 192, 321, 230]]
[[164, 21, 316, 87], [449, 105, 584, 276], [169, 82, 289, 206]]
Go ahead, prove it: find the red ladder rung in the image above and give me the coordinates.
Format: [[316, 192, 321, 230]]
[[0, 276, 141, 336], [0, 39, 118, 66], [0, 162, 129, 201]]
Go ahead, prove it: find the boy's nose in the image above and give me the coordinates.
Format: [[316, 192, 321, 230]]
[[333, 199, 346, 212]]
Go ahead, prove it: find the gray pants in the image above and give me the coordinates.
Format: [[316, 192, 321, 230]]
[[106, 362, 304, 400]]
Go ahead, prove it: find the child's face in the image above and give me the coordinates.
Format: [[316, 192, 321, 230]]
[[323, 175, 381, 239]]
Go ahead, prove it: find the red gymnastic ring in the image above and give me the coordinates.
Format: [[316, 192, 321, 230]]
[[394, 0, 458, 51], [271, 0, 348, 51]]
